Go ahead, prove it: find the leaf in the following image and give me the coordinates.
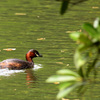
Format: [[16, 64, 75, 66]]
[[70, 31, 93, 47], [93, 17, 100, 28], [78, 43, 92, 52], [60, 0, 70, 15], [93, 18, 100, 37], [79, 34, 92, 45], [70, 32, 82, 41], [57, 69, 80, 77], [77, 82, 87, 94], [74, 50, 86, 69], [59, 81, 76, 90], [57, 82, 82, 99], [83, 23, 98, 38], [46, 75, 77, 83]]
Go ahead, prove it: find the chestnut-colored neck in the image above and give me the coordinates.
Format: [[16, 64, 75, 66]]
[[26, 57, 33, 62], [26, 52, 33, 62]]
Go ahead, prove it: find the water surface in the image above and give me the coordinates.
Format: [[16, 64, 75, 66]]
[[0, 0, 100, 100]]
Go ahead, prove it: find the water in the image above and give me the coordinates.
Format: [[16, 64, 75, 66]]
[[0, 64, 42, 76], [0, 0, 100, 100]]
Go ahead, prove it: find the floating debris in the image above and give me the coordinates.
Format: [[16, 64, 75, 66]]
[[66, 30, 82, 33], [54, 82, 60, 84], [56, 62, 63, 64], [66, 64, 69, 66], [3, 48, 16, 51], [37, 38, 45, 40], [60, 57, 65, 59], [62, 98, 70, 100], [37, 16, 40, 18], [15, 13, 26, 15], [79, 29, 82, 32], [61, 50, 65, 52], [66, 31, 76, 33], [92, 7, 99, 9]]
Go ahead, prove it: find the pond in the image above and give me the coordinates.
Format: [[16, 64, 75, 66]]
[[0, 0, 100, 100]]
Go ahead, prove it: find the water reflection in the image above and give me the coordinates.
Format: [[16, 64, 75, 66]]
[[25, 69, 37, 88], [25, 64, 42, 88], [0, 64, 42, 88]]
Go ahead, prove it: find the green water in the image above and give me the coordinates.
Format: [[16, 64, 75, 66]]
[[0, 0, 100, 100]]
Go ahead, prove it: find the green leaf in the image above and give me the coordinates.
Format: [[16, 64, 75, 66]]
[[74, 50, 86, 69], [46, 75, 77, 83], [70, 31, 93, 46], [60, 0, 70, 15], [93, 18, 100, 39], [57, 82, 82, 99], [83, 23, 98, 38], [59, 81, 76, 90], [79, 34, 92, 45], [97, 25, 100, 37], [93, 17, 100, 28], [77, 82, 87, 94], [78, 44, 92, 52], [70, 32, 82, 41], [57, 69, 80, 77]]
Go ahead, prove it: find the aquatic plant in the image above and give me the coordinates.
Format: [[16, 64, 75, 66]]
[[56, 0, 88, 15], [46, 18, 100, 99]]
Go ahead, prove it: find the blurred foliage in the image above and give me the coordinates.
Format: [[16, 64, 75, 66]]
[[46, 18, 100, 99], [56, 0, 88, 15]]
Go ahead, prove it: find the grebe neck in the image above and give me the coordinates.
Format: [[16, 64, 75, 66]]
[[26, 57, 33, 62], [26, 52, 34, 62]]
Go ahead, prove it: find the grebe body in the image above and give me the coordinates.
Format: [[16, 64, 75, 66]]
[[0, 49, 42, 70]]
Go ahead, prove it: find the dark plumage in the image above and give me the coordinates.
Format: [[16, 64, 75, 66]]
[[0, 49, 42, 70]]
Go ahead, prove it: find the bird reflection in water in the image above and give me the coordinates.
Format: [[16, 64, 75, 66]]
[[25, 69, 37, 88]]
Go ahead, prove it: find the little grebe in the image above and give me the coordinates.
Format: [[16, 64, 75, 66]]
[[0, 49, 42, 70]]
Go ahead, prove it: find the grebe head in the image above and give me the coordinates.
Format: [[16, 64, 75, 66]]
[[26, 49, 42, 62]]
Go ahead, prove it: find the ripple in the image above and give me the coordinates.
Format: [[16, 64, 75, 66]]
[[0, 64, 42, 76]]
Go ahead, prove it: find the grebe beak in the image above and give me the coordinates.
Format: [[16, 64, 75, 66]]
[[35, 53, 43, 57], [39, 54, 43, 57]]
